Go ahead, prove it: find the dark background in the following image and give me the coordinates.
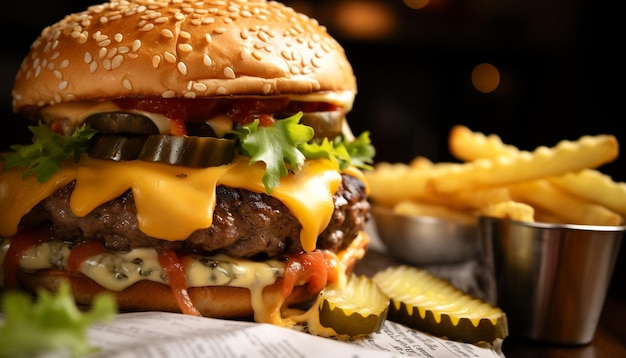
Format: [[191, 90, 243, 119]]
[[0, 1, 623, 297]]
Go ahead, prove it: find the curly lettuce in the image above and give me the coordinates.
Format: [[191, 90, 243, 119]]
[[0, 281, 117, 358], [1, 123, 96, 183], [232, 112, 375, 193]]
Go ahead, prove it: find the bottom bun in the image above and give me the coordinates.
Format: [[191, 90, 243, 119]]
[[15, 231, 369, 319], [17, 269, 312, 318]]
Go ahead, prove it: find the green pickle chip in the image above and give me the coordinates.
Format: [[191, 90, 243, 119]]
[[373, 265, 508, 344], [317, 273, 389, 336]]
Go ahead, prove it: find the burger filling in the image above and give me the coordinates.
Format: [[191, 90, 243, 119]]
[[0, 93, 375, 326]]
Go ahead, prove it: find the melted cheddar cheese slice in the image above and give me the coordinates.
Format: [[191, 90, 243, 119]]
[[0, 155, 343, 252]]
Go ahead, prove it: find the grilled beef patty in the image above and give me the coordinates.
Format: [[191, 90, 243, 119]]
[[20, 174, 370, 259]]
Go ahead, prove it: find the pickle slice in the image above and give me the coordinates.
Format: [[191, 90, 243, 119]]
[[139, 135, 235, 167], [84, 112, 159, 135], [316, 274, 389, 336], [89, 134, 147, 161], [300, 111, 343, 139], [373, 265, 508, 344]]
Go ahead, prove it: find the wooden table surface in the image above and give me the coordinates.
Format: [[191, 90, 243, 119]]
[[502, 295, 626, 357]]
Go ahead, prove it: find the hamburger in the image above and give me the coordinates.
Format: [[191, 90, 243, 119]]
[[0, 0, 374, 327]]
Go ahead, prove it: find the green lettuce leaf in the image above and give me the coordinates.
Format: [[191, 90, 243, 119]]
[[232, 112, 314, 193], [2, 123, 96, 183], [0, 281, 117, 358]]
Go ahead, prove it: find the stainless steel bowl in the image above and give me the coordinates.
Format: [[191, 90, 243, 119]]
[[479, 216, 625, 344], [371, 205, 479, 265]]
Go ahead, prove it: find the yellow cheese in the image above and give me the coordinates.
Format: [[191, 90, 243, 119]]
[[0, 155, 341, 253]]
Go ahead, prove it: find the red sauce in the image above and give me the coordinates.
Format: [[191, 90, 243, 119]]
[[114, 97, 339, 126], [157, 250, 202, 316], [281, 251, 338, 298], [3, 228, 51, 289], [67, 241, 107, 272]]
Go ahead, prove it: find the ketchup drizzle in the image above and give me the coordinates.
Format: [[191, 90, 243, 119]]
[[3, 228, 52, 289]]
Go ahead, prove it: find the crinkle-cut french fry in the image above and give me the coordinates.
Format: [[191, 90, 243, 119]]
[[508, 179, 623, 226], [449, 125, 518, 161], [364, 161, 434, 208], [420, 186, 512, 211], [533, 209, 565, 224], [548, 169, 626, 218], [479, 200, 535, 222], [428, 134, 619, 194], [409, 156, 435, 169], [365, 159, 467, 208], [393, 200, 475, 225]]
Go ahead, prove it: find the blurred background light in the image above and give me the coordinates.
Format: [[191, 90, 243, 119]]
[[404, 0, 430, 10], [331, 1, 396, 40], [472, 63, 500, 93]]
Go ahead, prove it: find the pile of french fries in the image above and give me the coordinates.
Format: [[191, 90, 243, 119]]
[[366, 125, 626, 226]]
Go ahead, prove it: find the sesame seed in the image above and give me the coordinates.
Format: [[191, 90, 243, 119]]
[[180, 30, 191, 39], [252, 51, 262, 60], [103, 58, 111, 70], [99, 47, 108, 59], [77, 33, 88, 44], [89, 61, 98, 73], [205, 33, 212, 42], [161, 29, 174, 38], [111, 55, 123, 69], [263, 83, 271, 94], [224, 67, 236, 79], [114, 33, 123, 42], [123, 78, 133, 90], [203, 54, 212, 66], [140, 23, 154, 32], [58, 81, 68, 90], [214, 27, 226, 34], [132, 39, 142, 52], [60, 59, 70, 68], [178, 43, 193, 52], [118, 46, 130, 54], [164, 51, 176, 63], [162, 90, 176, 98], [107, 48, 118, 58], [152, 55, 161, 68], [184, 91, 197, 98], [216, 86, 227, 95], [53, 70, 62, 79], [84, 52, 93, 63], [177, 62, 188, 75], [155, 16, 168, 24], [193, 82, 208, 92]]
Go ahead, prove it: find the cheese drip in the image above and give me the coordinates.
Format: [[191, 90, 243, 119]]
[[0, 231, 368, 331], [0, 155, 342, 252]]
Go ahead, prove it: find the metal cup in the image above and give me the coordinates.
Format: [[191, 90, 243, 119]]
[[479, 216, 624, 345]]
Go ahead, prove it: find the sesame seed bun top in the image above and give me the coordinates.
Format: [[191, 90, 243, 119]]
[[12, 0, 357, 112]]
